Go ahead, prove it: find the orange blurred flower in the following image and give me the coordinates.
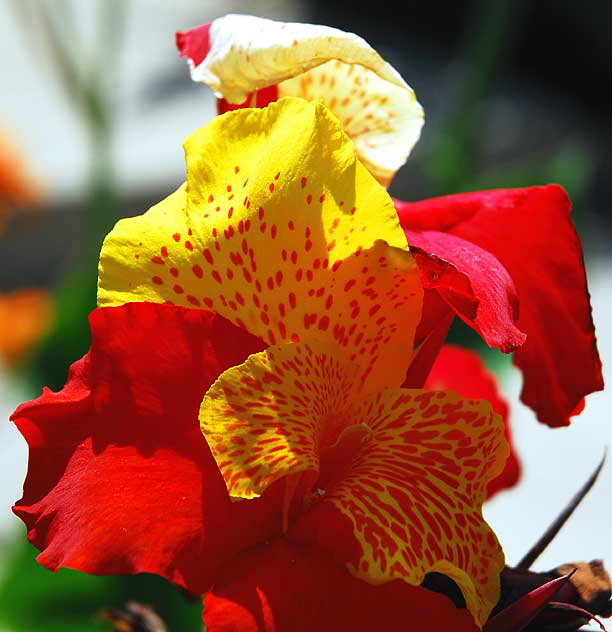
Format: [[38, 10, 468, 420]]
[[0, 131, 42, 220], [0, 289, 53, 365]]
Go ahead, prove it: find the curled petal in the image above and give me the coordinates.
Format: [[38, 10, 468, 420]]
[[99, 98, 422, 392], [396, 185, 603, 427], [203, 538, 479, 632], [177, 14, 424, 185], [11, 303, 286, 594], [425, 345, 521, 498], [406, 229, 526, 353], [291, 389, 508, 626]]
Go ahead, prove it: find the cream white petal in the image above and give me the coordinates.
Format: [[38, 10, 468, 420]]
[[186, 14, 424, 185]]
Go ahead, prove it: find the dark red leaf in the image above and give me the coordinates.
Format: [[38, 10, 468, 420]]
[[484, 572, 574, 632]]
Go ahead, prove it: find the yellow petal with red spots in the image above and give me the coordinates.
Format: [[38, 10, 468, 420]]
[[318, 389, 508, 626], [182, 14, 423, 186], [200, 339, 358, 500], [201, 336, 507, 625], [98, 97, 422, 391]]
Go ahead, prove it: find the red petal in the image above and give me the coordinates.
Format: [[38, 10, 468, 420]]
[[11, 302, 285, 593], [203, 538, 479, 632], [396, 185, 603, 427], [217, 85, 280, 114], [176, 23, 211, 67], [403, 309, 454, 388], [424, 345, 521, 498], [407, 229, 526, 353]]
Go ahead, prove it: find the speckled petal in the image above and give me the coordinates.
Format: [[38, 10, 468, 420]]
[[292, 389, 508, 627], [98, 98, 422, 392], [200, 340, 360, 500]]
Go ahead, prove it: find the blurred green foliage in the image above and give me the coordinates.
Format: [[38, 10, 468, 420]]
[[0, 540, 202, 632]]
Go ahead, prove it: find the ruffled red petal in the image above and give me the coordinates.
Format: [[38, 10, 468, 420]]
[[203, 538, 479, 632], [11, 302, 286, 594], [396, 185, 603, 427], [424, 345, 520, 498]]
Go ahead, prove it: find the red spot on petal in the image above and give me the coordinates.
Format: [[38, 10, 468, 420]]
[[173, 233, 181, 242], [152, 276, 163, 285]]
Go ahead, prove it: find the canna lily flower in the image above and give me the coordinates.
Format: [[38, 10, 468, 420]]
[[395, 190, 604, 428], [176, 14, 424, 187], [13, 98, 508, 629]]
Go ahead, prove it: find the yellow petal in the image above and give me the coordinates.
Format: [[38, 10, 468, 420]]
[[99, 97, 422, 391], [200, 339, 358, 500], [321, 389, 508, 626], [187, 14, 424, 185]]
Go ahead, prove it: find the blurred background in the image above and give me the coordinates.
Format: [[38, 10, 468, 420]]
[[0, 0, 610, 630]]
